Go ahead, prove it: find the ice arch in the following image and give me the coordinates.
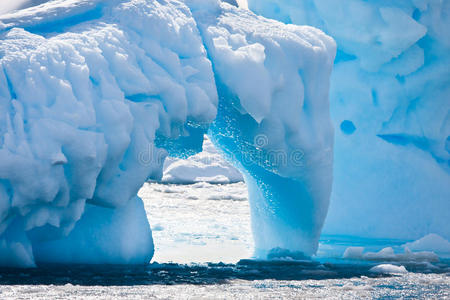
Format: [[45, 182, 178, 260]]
[[0, 0, 335, 267]]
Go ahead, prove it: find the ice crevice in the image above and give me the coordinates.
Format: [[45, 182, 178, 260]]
[[0, 0, 336, 267]]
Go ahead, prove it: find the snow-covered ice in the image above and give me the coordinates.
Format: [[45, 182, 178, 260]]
[[0, 0, 220, 267], [2, 0, 447, 271]]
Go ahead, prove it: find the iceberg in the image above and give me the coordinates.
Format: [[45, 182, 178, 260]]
[[0, 0, 335, 266], [162, 136, 244, 184], [248, 0, 450, 241]]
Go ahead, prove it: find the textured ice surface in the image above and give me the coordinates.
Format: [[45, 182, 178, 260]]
[[0, 0, 335, 266], [0, 0, 217, 266], [248, 0, 450, 240]]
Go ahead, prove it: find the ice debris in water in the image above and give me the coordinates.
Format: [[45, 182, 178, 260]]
[[343, 247, 439, 263]]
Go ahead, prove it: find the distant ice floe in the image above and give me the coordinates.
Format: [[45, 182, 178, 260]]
[[342, 234, 450, 263], [370, 264, 408, 275], [343, 246, 439, 263], [403, 234, 450, 256], [162, 136, 244, 184]]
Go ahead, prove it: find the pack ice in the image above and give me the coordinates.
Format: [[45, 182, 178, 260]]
[[248, 0, 450, 240], [0, 0, 335, 266]]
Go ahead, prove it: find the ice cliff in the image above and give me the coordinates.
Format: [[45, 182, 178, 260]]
[[248, 0, 450, 240], [0, 0, 335, 266]]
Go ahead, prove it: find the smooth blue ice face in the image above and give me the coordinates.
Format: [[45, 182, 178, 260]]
[[248, 0, 450, 241], [0, 0, 335, 266]]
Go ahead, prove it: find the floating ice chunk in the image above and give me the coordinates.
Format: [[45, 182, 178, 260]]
[[248, 0, 450, 242], [162, 136, 243, 184], [363, 247, 397, 261], [343, 247, 439, 263], [403, 234, 450, 255], [370, 264, 408, 275], [343, 247, 364, 259]]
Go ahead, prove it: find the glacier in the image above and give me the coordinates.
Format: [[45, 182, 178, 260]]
[[248, 0, 450, 240], [0, 0, 335, 266]]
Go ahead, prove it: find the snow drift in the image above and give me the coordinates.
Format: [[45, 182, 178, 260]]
[[0, 0, 335, 266]]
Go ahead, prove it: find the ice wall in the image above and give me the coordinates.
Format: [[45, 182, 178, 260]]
[[0, 0, 335, 266], [248, 0, 450, 240]]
